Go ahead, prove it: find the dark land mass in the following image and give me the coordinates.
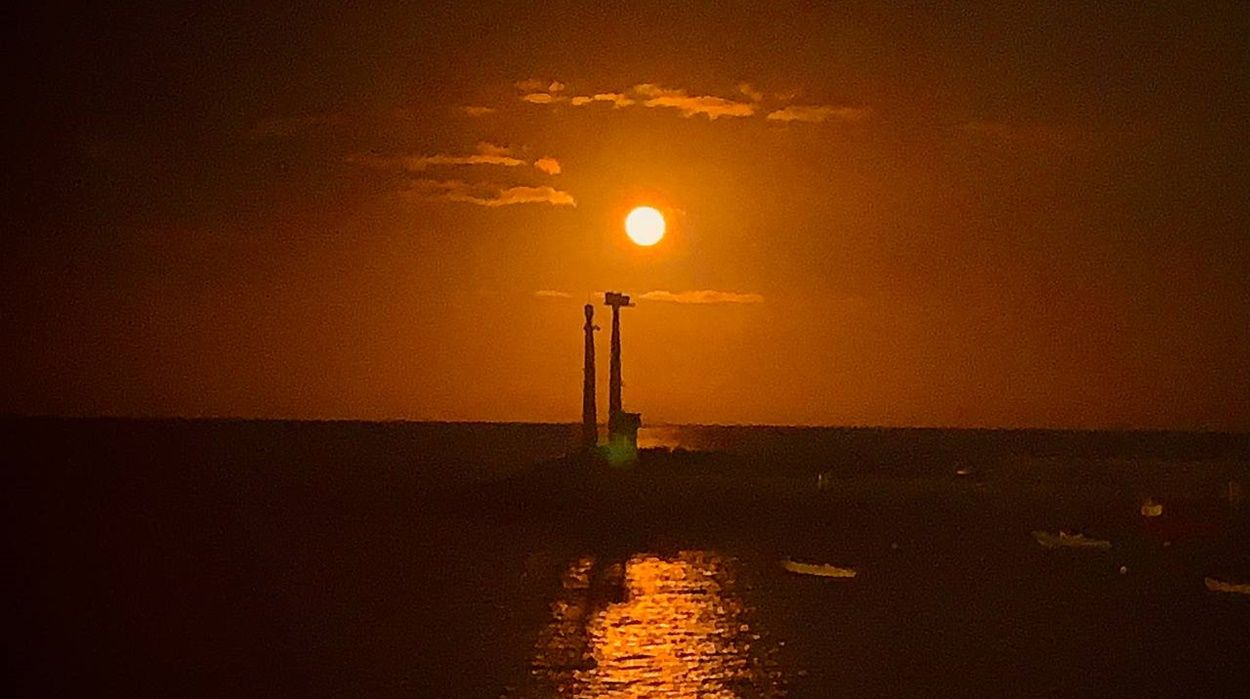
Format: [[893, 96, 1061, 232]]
[[5, 417, 1249, 697]]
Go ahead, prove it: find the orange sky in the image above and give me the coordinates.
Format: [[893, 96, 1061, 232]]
[[3, 2, 1248, 429]]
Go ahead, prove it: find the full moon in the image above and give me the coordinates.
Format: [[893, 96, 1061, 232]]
[[624, 206, 666, 246]]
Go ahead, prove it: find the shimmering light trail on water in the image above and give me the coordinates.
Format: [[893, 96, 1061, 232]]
[[524, 551, 783, 697]]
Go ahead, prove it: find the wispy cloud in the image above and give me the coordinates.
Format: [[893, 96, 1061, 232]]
[[534, 290, 573, 299], [514, 78, 548, 92], [516, 78, 571, 105], [462, 106, 496, 117], [570, 92, 636, 108], [737, 82, 765, 102], [491, 185, 575, 207], [766, 105, 871, 123], [475, 142, 512, 157], [533, 157, 562, 175], [347, 142, 526, 171], [248, 112, 348, 139], [404, 179, 576, 208], [633, 84, 755, 120], [413, 152, 525, 169], [521, 92, 565, 104], [638, 290, 765, 305], [520, 79, 874, 127], [597, 92, 636, 108]]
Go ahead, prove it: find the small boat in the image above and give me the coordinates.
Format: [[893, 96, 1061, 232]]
[[1204, 577, 1250, 595], [781, 558, 857, 578], [1032, 530, 1112, 550]]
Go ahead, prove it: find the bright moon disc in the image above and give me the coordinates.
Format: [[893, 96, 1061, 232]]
[[625, 206, 666, 246]]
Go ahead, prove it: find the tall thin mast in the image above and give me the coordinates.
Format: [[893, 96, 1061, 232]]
[[581, 304, 597, 451], [609, 302, 622, 419]]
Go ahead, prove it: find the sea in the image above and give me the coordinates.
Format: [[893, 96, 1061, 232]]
[[5, 418, 1249, 697]]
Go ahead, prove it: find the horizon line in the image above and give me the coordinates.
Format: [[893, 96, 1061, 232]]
[[2, 413, 1247, 436]]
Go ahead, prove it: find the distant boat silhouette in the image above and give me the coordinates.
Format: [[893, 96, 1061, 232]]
[[781, 558, 858, 578], [1032, 530, 1112, 550]]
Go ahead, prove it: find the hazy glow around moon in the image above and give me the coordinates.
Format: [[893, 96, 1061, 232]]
[[625, 206, 666, 246]]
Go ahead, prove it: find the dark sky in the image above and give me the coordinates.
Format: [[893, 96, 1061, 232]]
[[3, 2, 1248, 429]]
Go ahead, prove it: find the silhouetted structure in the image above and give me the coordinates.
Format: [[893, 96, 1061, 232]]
[[604, 292, 641, 460], [581, 304, 598, 452]]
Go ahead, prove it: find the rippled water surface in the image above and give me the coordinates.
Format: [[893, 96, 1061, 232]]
[[520, 551, 782, 698]]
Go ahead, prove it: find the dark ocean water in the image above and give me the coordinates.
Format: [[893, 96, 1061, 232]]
[[4, 418, 1249, 697]]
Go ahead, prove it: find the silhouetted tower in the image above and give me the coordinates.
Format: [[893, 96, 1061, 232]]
[[604, 291, 641, 458], [581, 304, 598, 451], [605, 292, 629, 418]]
